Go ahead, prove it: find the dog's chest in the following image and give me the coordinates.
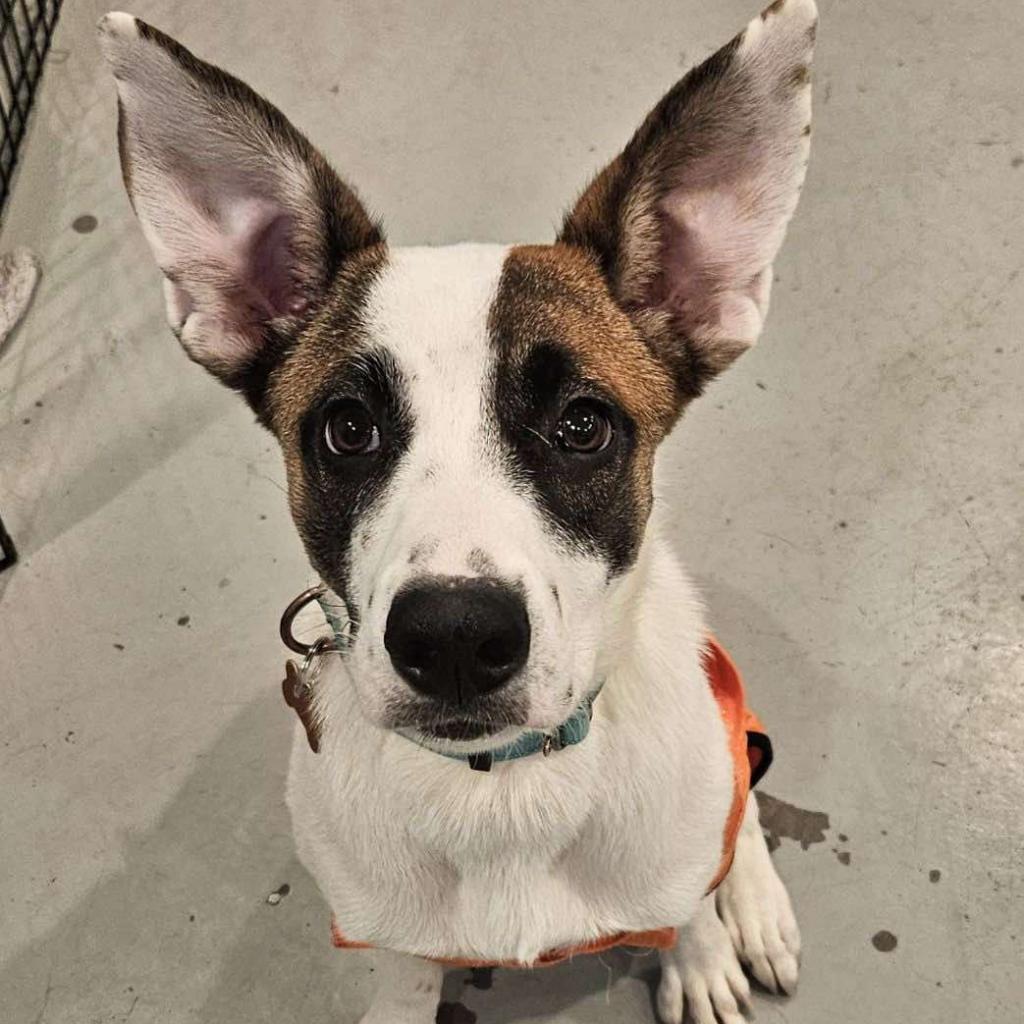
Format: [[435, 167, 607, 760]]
[[287, 657, 734, 963]]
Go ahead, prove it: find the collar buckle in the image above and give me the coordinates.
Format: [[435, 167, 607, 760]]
[[542, 730, 567, 757], [467, 751, 494, 773]]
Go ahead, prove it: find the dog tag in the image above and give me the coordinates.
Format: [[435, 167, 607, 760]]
[[282, 658, 322, 753]]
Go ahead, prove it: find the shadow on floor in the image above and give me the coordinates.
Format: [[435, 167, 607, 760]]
[[2, 690, 652, 1024]]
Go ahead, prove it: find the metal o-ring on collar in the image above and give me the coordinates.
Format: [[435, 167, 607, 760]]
[[280, 584, 331, 656]]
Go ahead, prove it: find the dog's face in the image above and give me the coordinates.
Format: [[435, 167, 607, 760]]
[[272, 242, 681, 739], [100, 2, 814, 743]]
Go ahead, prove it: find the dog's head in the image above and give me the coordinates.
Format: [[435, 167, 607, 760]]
[[100, 2, 815, 745]]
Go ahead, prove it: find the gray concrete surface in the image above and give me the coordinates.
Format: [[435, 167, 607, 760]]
[[1, 1, 1022, 1021]]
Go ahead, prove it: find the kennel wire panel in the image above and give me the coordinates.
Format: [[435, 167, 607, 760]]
[[0, 0, 63, 211], [1, 1, 64, 568]]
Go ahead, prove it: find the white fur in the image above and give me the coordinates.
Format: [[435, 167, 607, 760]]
[[657, 895, 751, 1024], [355, 950, 443, 1024], [285, 1, 816, 1006]]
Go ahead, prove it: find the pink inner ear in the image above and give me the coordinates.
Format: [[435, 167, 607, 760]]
[[164, 194, 307, 367], [246, 210, 305, 317], [652, 174, 778, 345], [659, 186, 751, 304]]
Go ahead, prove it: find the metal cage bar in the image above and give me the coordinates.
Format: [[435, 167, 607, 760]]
[[0, 0, 63, 211], [1, 1, 64, 570], [0, 511, 15, 569]]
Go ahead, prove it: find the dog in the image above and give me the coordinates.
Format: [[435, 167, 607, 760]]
[[99, 2, 815, 1020]]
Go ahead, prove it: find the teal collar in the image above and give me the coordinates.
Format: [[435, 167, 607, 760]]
[[305, 585, 602, 773], [399, 693, 599, 772]]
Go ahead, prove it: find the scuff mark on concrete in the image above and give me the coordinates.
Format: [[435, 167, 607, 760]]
[[266, 883, 290, 905], [436, 1002, 477, 1024], [32, 969, 53, 1024]]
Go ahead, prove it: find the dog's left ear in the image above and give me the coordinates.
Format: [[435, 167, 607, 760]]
[[560, 0, 817, 397], [98, 12, 383, 412]]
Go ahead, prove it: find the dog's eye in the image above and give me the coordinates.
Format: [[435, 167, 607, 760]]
[[553, 399, 613, 454], [324, 401, 380, 455]]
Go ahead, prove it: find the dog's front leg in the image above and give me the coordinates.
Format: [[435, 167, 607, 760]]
[[357, 948, 443, 1024], [657, 894, 751, 1024], [657, 792, 801, 1023], [716, 791, 801, 995]]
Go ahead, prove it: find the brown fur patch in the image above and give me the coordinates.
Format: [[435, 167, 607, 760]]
[[265, 243, 389, 517], [495, 245, 678, 440], [490, 245, 679, 551], [762, 0, 788, 19]]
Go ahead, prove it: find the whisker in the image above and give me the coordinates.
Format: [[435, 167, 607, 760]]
[[523, 426, 553, 448]]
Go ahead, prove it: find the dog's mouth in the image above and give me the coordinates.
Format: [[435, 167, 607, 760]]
[[387, 696, 529, 744], [419, 718, 498, 741]]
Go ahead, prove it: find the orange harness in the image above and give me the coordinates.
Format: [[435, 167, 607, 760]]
[[331, 637, 771, 968]]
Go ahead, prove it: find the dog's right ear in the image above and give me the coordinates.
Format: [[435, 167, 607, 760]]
[[560, 0, 816, 401], [98, 13, 382, 411]]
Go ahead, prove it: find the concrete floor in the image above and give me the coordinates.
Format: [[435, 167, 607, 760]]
[[2, 1, 1022, 1021]]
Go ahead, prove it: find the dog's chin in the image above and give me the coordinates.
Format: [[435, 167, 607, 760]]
[[418, 718, 502, 742]]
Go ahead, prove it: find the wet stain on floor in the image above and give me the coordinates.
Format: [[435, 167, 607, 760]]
[[756, 791, 831, 851], [832, 832, 852, 865], [872, 930, 898, 953], [72, 214, 98, 233]]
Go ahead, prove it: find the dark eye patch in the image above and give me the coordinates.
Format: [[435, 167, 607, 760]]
[[492, 341, 642, 575], [293, 348, 413, 602], [486, 244, 679, 578], [300, 349, 410, 459]]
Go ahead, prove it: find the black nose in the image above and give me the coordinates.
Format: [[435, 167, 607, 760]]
[[384, 579, 531, 703]]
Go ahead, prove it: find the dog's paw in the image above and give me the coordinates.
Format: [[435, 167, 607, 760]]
[[716, 828, 801, 995], [658, 898, 751, 1024]]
